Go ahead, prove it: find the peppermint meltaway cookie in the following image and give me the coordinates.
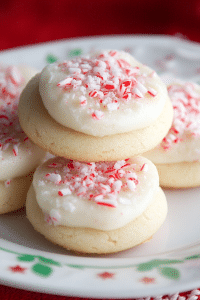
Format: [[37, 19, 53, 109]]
[[0, 65, 46, 214], [144, 79, 200, 188], [26, 156, 167, 254], [19, 50, 173, 162]]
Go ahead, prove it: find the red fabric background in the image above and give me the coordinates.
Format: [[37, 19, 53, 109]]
[[1, 0, 200, 298], [1, 0, 200, 50]]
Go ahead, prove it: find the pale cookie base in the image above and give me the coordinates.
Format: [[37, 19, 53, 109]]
[[26, 185, 167, 254], [0, 173, 33, 214], [18, 75, 173, 162], [18, 65, 38, 86], [155, 161, 200, 188]]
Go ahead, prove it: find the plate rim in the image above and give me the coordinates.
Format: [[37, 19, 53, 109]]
[[1, 33, 200, 55]]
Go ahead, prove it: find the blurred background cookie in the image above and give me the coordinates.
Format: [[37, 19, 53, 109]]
[[0, 64, 46, 214], [144, 79, 200, 188]]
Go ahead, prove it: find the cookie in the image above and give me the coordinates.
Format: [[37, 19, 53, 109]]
[[26, 156, 167, 254], [144, 79, 200, 188], [0, 64, 46, 214], [18, 74, 173, 162]]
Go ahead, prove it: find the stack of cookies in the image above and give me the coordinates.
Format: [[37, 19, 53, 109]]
[[18, 50, 173, 254]]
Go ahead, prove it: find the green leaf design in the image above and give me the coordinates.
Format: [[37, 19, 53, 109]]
[[137, 260, 158, 271], [46, 54, 58, 64], [67, 264, 85, 269], [17, 254, 35, 262], [32, 263, 53, 277], [38, 256, 61, 266], [137, 259, 182, 272], [159, 267, 180, 280], [68, 48, 82, 57], [185, 254, 200, 260]]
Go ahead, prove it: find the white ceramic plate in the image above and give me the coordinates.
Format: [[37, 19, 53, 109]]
[[1, 35, 200, 299]]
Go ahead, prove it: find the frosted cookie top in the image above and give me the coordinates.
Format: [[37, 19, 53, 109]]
[[39, 50, 169, 137], [33, 156, 159, 230], [0, 65, 45, 181], [144, 80, 200, 163]]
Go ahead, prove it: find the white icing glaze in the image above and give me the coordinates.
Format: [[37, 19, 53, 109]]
[[144, 80, 200, 164], [33, 156, 159, 231], [39, 50, 169, 137], [0, 140, 46, 180], [0, 64, 46, 180]]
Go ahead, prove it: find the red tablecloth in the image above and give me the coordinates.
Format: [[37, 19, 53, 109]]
[[1, 0, 200, 298], [1, 284, 200, 300], [1, 0, 200, 50]]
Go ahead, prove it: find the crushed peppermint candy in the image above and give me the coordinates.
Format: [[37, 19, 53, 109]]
[[43, 157, 149, 208], [45, 173, 61, 183], [57, 50, 157, 120], [4, 179, 11, 187], [161, 81, 200, 150], [44, 209, 61, 226], [0, 65, 24, 104], [0, 65, 28, 157]]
